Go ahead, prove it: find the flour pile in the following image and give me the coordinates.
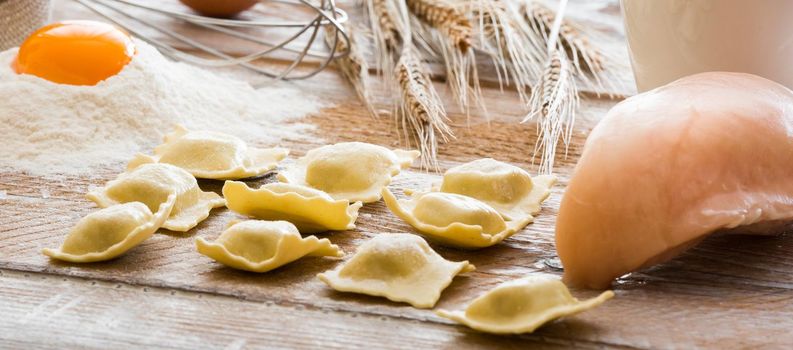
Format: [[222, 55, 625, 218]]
[[0, 40, 322, 176]]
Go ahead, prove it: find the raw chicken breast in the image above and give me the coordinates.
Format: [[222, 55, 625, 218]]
[[556, 72, 793, 289]]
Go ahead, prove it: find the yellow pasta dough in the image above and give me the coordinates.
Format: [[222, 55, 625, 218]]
[[196, 220, 343, 272], [128, 125, 289, 180], [436, 275, 614, 334], [382, 189, 529, 249], [42, 198, 175, 263], [317, 233, 474, 308], [223, 181, 362, 233], [87, 162, 225, 232], [435, 158, 557, 222], [278, 142, 420, 203]]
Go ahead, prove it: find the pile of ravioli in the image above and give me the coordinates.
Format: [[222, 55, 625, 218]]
[[42, 126, 613, 334]]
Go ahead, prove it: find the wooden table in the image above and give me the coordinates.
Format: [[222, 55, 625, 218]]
[[2, 1, 792, 348]]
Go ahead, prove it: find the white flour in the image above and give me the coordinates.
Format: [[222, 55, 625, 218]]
[[0, 40, 322, 176]]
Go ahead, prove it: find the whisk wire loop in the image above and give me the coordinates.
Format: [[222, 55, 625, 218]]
[[73, 0, 350, 80]]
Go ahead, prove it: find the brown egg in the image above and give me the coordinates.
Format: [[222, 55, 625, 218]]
[[179, 0, 258, 18]]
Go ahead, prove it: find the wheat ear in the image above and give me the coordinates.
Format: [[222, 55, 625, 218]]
[[471, 0, 545, 104], [370, 0, 402, 51], [324, 25, 378, 118], [395, 47, 453, 170], [523, 49, 578, 174], [525, 2, 603, 74], [365, 0, 404, 79], [406, 0, 482, 115], [522, 1, 626, 94], [406, 0, 472, 52]]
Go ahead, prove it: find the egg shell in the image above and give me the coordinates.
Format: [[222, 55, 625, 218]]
[[179, 0, 258, 18]]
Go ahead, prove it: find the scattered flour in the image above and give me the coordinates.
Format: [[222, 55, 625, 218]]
[[0, 39, 323, 176]]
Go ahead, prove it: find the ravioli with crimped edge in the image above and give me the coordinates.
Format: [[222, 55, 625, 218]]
[[87, 162, 225, 232], [433, 158, 556, 223], [382, 188, 528, 249], [317, 233, 474, 308], [43, 198, 175, 263], [277, 142, 420, 203], [223, 181, 362, 233], [128, 125, 288, 180], [437, 275, 614, 334], [196, 220, 343, 273]]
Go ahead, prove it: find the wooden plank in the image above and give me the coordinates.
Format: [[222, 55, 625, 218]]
[[2, 0, 793, 349], [4, 88, 793, 348], [0, 269, 580, 349]]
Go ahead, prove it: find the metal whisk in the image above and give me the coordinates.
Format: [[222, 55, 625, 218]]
[[74, 0, 350, 81]]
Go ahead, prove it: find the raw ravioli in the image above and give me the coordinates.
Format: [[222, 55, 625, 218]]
[[87, 163, 225, 232], [223, 181, 362, 233], [196, 220, 343, 273], [129, 125, 288, 180], [433, 158, 556, 222], [317, 233, 474, 308], [556, 72, 793, 289], [43, 199, 174, 262], [382, 188, 527, 249], [437, 275, 613, 334], [278, 142, 420, 203]]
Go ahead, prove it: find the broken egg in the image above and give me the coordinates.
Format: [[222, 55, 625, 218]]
[[13, 20, 135, 86]]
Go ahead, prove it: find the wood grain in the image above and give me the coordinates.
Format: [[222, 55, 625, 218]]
[[1, 0, 792, 349], [0, 269, 577, 349]]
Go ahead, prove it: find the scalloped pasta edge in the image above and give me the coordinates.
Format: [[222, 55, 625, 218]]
[[223, 181, 362, 233], [129, 125, 290, 180], [317, 260, 474, 308], [86, 165, 226, 232], [42, 195, 176, 263], [276, 143, 420, 203], [436, 289, 614, 334], [381, 188, 527, 249], [196, 223, 343, 272]]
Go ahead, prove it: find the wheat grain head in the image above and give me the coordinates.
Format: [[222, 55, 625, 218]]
[[522, 1, 628, 96], [470, 0, 545, 104], [406, 0, 483, 116], [523, 49, 578, 174], [395, 48, 453, 170], [406, 0, 472, 52]]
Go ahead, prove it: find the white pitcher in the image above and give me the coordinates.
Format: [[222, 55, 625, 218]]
[[621, 0, 793, 91]]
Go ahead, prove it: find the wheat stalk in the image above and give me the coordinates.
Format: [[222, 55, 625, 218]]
[[406, 0, 482, 114], [406, 0, 472, 52], [471, 0, 545, 104], [395, 47, 453, 170], [521, 1, 627, 95], [525, 2, 603, 74], [370, 0, 402, 51], [365, 0, 406, 90], [324, 24, 378, 118], [523, 49, 578, 174]]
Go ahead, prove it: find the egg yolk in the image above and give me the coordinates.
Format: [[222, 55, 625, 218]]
[[12, 20, 136, 86]]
